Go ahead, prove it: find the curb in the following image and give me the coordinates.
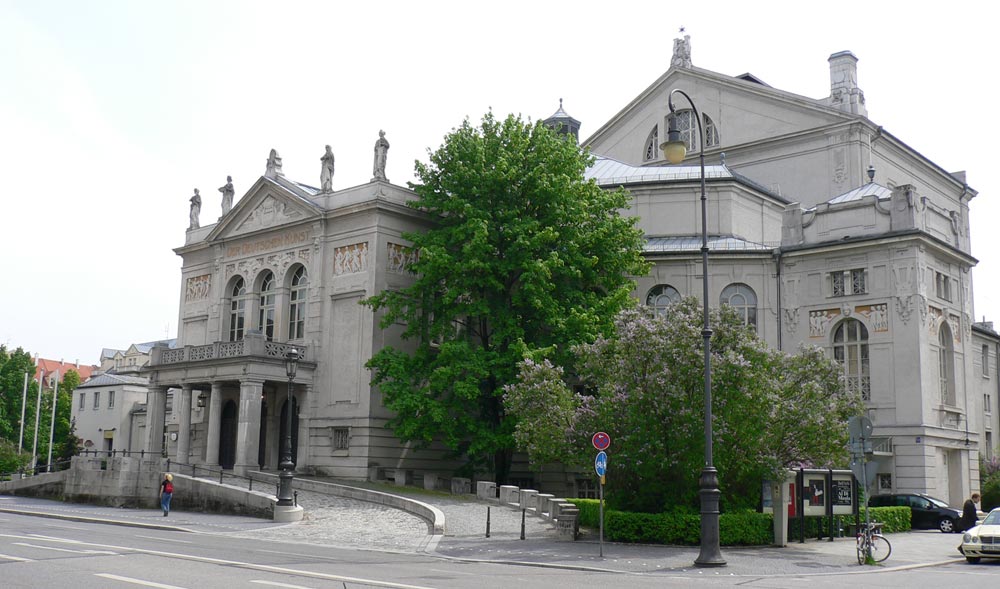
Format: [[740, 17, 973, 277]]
[[0, 507, 195, 533]]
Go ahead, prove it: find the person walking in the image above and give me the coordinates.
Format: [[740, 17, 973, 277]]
[[159, 473, 174, 517]]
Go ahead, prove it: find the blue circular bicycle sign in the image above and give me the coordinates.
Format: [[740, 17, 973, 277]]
[[595, 451, 608, 477]]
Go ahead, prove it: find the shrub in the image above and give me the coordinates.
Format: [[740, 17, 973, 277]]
[[568, 499, 772, 545]]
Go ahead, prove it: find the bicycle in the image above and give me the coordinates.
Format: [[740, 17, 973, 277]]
[[856, 521, 892, 564]]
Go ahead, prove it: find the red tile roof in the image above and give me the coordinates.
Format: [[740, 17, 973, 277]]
[[34, 358, 99, 383]]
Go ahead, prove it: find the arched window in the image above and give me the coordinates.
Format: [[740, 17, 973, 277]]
[[228, 278, 246, 342], [288, 267, 307, 340], [720, 283, 757, 331], [646, 284, 681, 315], [671, 110, 721, 152], [643, 125, 659, 162], [833, 319, 870, 400], [939, 322, 956, 406], [258, 271, 275, 341]]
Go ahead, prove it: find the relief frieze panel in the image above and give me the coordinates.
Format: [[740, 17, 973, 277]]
[[856, 303, 889, 333], [387, 242, 418, 274], [185, 274, 212, 302], [334, 242, 369, 275], [233, 195, 303, 235]]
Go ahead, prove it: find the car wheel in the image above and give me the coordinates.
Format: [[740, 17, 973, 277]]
[[939, 518, 956, 533], [967, 556, 981, 564]]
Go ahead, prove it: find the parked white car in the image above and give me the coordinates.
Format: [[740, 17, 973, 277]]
[[961, 507, 1000, 563]]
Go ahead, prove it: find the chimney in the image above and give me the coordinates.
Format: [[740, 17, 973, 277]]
[[828, 51, 866, 116], [76, 359, 80, 368]]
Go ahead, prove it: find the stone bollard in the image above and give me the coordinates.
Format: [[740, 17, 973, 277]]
[[393, 469, 411, 487], [536, 493, 554, 516], [519, 489, 539, 512], [499, 485, 520, 506], [451, 477, 472, 495], [477, 481, 497, 501], [555, 507, 580, 540], [424, 473, 440, 491]]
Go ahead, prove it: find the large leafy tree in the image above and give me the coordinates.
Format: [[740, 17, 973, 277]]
[[365, 112, 648, 482], [505, 301, 864, 512], [0, 346, 38, 442]]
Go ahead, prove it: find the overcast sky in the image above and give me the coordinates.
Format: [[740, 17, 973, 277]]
[[2, 0, 995, 365]]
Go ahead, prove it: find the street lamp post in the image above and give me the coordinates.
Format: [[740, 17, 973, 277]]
[[277, 348, 299, 506], [662, 88, 726, 567]]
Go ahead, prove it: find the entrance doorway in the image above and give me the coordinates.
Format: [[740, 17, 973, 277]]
[[219, 400, 237, 469]]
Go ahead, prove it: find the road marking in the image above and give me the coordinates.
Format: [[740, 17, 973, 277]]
[[0, 553, 33, 562], [257, 549, 328, 559], [250, 581, 319, 588], [43, 524, 86, 530], [5, 534, 438, 589], [95, 574, 189, 588], [135, 534, 193, 544], [14, 542, 116, 555]]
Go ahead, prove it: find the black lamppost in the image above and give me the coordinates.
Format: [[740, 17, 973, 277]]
[[277, 347, 299, 506], [662, 88, 726, 567]]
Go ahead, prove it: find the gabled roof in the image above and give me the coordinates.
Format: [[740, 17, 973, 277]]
[[203, 175, 324, 243], [77, 373, 149, 388], [815, 182, 893, 208], [585, 156, 789, 203], [645, 235, 776, 254], [34, 358, 99, 382]]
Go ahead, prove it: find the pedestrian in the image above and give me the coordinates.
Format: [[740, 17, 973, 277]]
[[160, 473, 174, 517], [961, 492, 981, 531]]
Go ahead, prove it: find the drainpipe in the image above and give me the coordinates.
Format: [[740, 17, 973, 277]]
[[774, 248, 783, 350]]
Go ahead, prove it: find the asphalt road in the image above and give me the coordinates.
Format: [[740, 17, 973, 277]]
[[2, 512, 998, 588]]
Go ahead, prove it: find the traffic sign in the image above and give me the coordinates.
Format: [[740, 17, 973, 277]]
[[592, 432, 611, 450], [595, 451, 608, 477]]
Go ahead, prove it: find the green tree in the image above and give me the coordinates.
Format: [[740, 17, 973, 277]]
[[0, 346, 37, 442], [364, 112, 648, 482], [505, 301, 864, 512]]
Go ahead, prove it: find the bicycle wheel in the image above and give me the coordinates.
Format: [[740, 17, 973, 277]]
[[870, 534, 892, 562], [856, 535, 867, 565]]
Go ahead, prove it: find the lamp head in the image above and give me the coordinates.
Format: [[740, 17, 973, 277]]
[[285, 348, 300, 379], [661, 113, 688, 164]]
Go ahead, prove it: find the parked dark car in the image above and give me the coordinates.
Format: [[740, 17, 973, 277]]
[[868, 493, 963, 533]]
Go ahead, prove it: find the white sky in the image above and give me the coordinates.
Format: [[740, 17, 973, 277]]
[[1, 0, 996, 365]]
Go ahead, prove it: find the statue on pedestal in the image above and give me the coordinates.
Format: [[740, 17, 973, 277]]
[[219, 176, 234, 216], [320, 145, 335, 192], [373, 130, 389, 182], [189, 189, 202, 230], [266, 149, 284, 178]]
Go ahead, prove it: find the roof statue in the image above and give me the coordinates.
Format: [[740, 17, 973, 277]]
[[671, 34, 692, 69], [188, 189, 201, 230], [265, 148, 284, 178], [373, 130, 389, 181], [320, 145, 335, 192], [218, 175, 234, 216]]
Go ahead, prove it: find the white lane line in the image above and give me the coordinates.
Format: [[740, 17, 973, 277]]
[[250, 581, 318, 589], [95, 574, 189, 588], [0, 552, 34, 562], [135, 534, 193, 544], [7, 534, 438, 589], [13, 542, 116, 555], [257, 549, 327, 559]]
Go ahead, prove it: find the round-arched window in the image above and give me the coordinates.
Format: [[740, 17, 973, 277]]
[[646, 284, 681, 314]]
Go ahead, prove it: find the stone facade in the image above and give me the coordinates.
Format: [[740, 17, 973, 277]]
[[145, 40, 988, 503]]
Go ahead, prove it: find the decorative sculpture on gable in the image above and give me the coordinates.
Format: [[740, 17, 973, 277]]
[[265, 149, 284, 178], [671, 35, 692, 69]]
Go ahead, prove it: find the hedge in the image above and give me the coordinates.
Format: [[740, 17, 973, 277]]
[[567, 499, 771, 545], [567, 500, 910, 546]]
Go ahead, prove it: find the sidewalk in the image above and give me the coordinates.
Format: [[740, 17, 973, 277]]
[[0, 486, 966, 577]]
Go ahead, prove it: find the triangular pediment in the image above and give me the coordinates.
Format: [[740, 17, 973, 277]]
[[583, 65, 858, 164], [207, 176, 321, 242]]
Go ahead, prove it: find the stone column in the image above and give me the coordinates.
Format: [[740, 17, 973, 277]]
[[294, 385, 310, 469], [205, 382, 223, 466], [176, 384, 193, 464], [144, 385, 168, 456], [235, 378, 264, 476]]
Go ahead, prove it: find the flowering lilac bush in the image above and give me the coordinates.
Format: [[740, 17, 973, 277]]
[[505, 299, 863, 513]]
